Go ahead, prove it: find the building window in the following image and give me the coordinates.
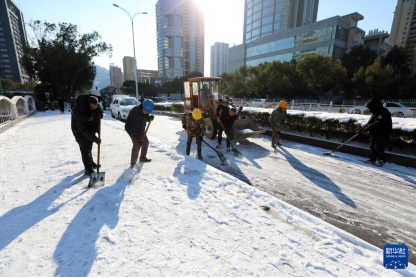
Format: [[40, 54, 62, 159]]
[[253, 20, 261, 29], [263, 16, 273, 25], [274, 22, 281, 31], [262, 24, 273, 34]]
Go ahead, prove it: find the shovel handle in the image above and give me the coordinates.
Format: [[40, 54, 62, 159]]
[[186, 128, 218, 152], [332, 125, 369, 153], [97, 116, 101, 173]]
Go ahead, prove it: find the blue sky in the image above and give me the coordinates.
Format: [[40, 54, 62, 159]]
[[17, 0, 396, 79]]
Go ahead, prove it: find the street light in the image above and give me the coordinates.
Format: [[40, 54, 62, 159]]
[[113, 4, 147, 101]]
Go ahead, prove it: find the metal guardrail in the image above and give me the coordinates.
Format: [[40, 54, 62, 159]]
[[342, 99, 416, 108], [233, 98, 416, 117]]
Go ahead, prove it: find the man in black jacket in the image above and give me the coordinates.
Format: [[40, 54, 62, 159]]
[[362, 98, 392, 166], [216, 104, 237, 152], [71, 95, 103, 176], [125, 99, 154, 168]]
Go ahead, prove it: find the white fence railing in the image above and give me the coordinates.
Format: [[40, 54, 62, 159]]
[[232, 98, 416, 118], [342, 99, 416, 108], [0, 95, 36, 125]]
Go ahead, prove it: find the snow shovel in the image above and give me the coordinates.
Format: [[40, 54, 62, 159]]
[[323, 125, 369, 156], [132, 120, 152, 166], [219, 119, 241, 156], [211, 105, 241, 156], [88, 117, 105, 188], [187, 129, 226, 164]]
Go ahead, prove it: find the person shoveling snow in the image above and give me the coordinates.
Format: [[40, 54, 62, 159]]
[[181, 108, 205, 160], [125, 99, 155, 168], [71, 95, 103, 177], [269, 100, 287, 148]]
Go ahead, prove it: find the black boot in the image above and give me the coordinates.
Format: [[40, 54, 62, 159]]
[[85, 169, 94, 176], [139, 157, 151, 162], [186, 144, 191, 156]]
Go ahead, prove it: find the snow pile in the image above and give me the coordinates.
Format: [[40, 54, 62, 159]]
[[154, 101, 183, 108], [0, 112, 415, 276], [239, 128, 255, 134], [243, 107, 416, 132]]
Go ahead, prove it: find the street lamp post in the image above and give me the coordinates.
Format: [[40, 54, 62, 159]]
[[113, 4, 147, 101]]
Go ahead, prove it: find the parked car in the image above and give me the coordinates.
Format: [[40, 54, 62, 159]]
[[247, 99, 267, 107], [384, 102, 416, 118], [110, 97, 139, 121], [348, 102, 416, 117], [152, 97, 172, 103]]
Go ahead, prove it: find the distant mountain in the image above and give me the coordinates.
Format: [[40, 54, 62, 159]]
[[93, 65, 110, 90]]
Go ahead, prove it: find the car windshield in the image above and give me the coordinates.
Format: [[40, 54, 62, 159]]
[[120, 99, 139, 106]]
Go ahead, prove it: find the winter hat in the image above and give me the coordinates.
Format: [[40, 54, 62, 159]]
[[365, 98, 382, 113], [192, 109, 202, 120], [230, 107, 237, 113], [278, 100, 288, 109], [89, 96, 98, 105], [142, 99, 154, 113]]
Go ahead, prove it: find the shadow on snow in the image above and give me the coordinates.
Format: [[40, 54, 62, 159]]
[[0, 171, 87, 252]]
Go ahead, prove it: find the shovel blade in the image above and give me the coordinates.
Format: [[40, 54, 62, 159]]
[[232, 147, 241, 156], [216, 151, 226, 164], [88, 172, 106, 188]]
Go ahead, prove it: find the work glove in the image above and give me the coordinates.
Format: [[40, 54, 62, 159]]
[[138, 140, 143, 147], [358, 126, 368, 134], [100, 112, 104, 119], [149, 115, 155, 121], [95, 138, 101, 145], [182, 124, 187, 130]]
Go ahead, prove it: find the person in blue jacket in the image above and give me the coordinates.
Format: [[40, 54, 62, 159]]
[[125, 99, 155, 168]]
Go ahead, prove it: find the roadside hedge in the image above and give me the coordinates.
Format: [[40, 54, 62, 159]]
[[241, 111, 416, 153], [153, 103, 184, 113]]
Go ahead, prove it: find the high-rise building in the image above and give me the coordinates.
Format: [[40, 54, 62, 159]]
[[229, 0, 365, 70], [227, 44, 245, 73], [109, 63, 123, 87], [210, 42, 229, 77], [123, 56, 135, 81], [364, 29, 392, 58], [0, 0, 29, 83], [244, 0, 319, 44], [389, 0, 416, 57], [137, 69, 159, 83], [156, 0, 205, 78]]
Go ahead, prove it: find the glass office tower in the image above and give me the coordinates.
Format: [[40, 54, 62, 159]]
[[244, 0, 319, 43], [156, 0, 205, 78]]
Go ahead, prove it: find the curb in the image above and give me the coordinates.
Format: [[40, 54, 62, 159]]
[[0, 111, 37, 135]]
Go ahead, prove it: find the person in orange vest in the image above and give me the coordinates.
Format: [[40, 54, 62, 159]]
[[269, 100, 288, 148]]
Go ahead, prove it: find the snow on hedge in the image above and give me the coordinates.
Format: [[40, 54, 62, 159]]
[[153, 101, 183, 108], [243, 107, 416, 132]]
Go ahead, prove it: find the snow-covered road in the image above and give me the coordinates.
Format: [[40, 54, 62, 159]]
[[147, 114, 416, 265], [0, 111, 415, 276]]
